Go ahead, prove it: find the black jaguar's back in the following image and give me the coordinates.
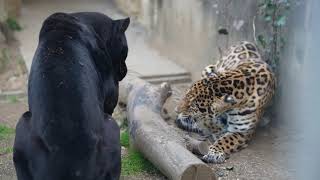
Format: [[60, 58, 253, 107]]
[[13, 12, 130, 180], [29, 33, 104, 145]]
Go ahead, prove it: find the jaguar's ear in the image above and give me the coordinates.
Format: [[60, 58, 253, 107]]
[[114, 17, 130, 33], [223, 95, 236, 104]]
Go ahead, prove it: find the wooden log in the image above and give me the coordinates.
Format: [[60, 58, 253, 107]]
[[119, 76, 215, 180], [184, 135, 209, 156]]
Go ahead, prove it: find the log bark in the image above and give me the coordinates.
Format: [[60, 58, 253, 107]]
[[184, 135, 209, 156], [119, 76, 215, 180]]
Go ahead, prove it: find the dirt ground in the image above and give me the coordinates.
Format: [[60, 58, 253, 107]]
[[0, 83, 296, 180], [162, 84, 295, 180]]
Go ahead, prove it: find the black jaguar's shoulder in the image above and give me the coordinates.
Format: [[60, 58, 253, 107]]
[[40, 13, 84, 36]]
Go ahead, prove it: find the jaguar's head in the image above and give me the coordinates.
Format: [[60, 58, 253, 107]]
[[175, 78, 236, 133], [70, 12, 130, 81]]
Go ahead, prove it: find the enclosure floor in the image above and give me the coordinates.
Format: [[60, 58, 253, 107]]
[[165, 84, 297, 180], [16, 0, 191, 83]]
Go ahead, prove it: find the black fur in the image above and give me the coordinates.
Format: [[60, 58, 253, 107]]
[[13, 12, 130, 180]]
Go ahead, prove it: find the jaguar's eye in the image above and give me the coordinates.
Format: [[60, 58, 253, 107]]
[[208, 72, 215, 77], [224, 95, 236, 104]]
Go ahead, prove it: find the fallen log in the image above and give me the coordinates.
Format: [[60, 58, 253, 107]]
[[184, 135, 209, 156], [119, 76, 215, 180]]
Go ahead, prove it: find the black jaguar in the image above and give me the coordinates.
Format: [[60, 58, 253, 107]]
[[13, 12, 129, 180]]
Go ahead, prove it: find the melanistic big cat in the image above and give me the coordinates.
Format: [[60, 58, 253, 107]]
[[13, 12, 130, 180]]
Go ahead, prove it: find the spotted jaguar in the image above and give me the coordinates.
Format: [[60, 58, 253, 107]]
[[175, 41, 276, 163]]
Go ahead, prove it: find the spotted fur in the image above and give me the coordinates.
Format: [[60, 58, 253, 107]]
[[176, 41, 275, 163]]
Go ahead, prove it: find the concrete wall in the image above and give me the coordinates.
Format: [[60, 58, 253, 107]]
[[0, 0, 7, 22], [0, 0, 21, 22], [114, 0, 266, 79], [279, 0, 320, 178]]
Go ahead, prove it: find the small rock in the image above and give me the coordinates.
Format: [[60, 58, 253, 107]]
[[216, 170, 224, 177], [218, 27, 229, 35], [121, 146, 128, 157], [226, 166, 234, 171], [8, 76, 17, 82]]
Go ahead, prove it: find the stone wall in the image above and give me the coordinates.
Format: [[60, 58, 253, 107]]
[[0, 0, 21, 22], [114, 0, 267, 79], [0, 0, 21, 42], [0, 0, 7, 22]]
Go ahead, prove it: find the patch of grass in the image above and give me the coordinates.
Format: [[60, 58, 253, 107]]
[[120, 128, 160, 176], [6, 95, 19, 103], [0, 48, 9, 72], [120, 130, 129, 148], [121, 149, 159, 176], [0, 147, 13, 155], [120, 117, 128, 129], [0, 124, 15, 139], [6, 17, 22, 31]]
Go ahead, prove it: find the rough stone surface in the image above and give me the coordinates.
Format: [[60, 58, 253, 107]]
[[114, 0, 268, 80], [0, 30, 5, 43], [0, 0, 8, 22]]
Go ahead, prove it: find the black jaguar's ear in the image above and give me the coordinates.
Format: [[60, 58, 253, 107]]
[[114, 17, 130, 32]]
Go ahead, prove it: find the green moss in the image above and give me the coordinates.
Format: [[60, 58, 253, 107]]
[[120, 117, 128, 129], [121, 149, 159, 176], [6, 95, 19, 103], [0, 48, 9, 72], [120, 130, 130, 148], [0, 124, 15, 139], [6, 17, 22, 31]]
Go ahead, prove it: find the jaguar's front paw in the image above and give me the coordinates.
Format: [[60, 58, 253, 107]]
[[201, 151, 226, 163]]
